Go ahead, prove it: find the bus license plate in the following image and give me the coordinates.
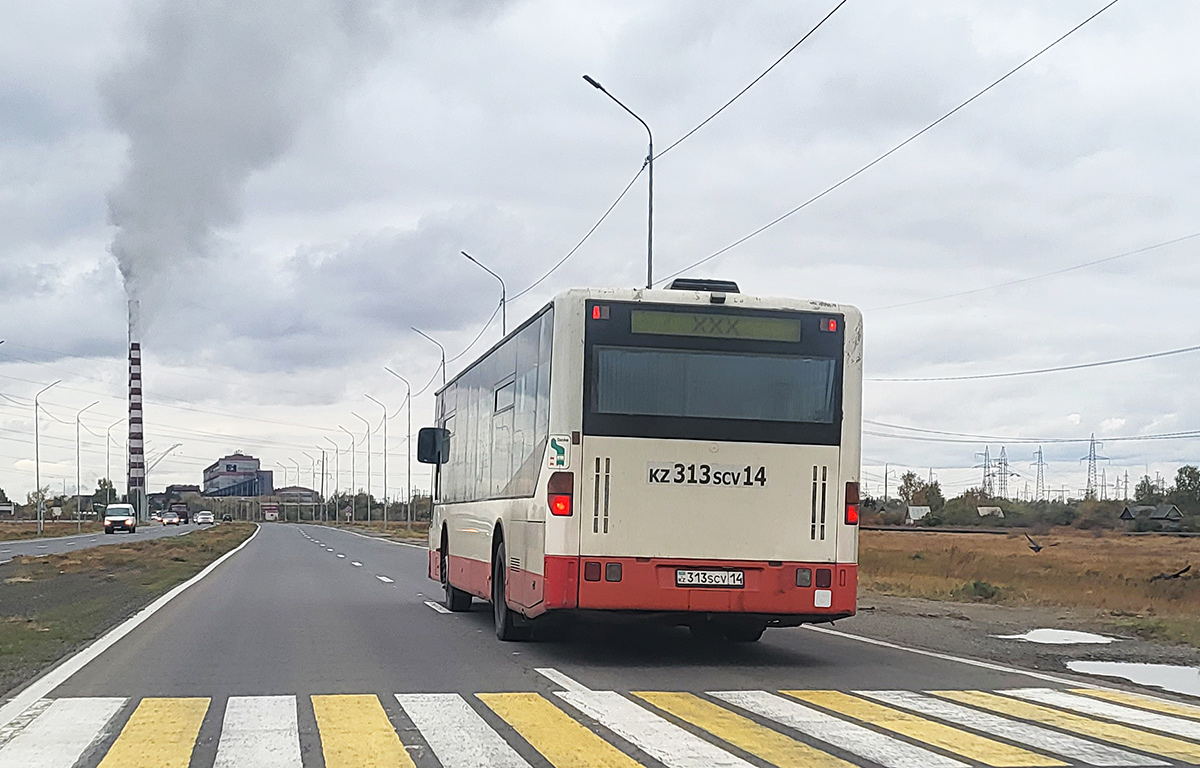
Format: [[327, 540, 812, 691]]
[[676, 569, 744, 588]]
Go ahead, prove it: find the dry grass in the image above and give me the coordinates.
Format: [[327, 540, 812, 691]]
[[860, 529, 1200, 645], [0, 521, 104, 541], [306, 520, 428, 541]]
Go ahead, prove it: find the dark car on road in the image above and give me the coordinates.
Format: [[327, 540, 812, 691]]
[[103, 504, 138, 534]]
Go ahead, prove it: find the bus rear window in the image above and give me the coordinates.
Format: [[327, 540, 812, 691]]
[[592, 346, 837, 424]]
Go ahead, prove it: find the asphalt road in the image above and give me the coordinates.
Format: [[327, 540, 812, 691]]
[[0, 521, 200, 562], [1, 522, 1194, 768]]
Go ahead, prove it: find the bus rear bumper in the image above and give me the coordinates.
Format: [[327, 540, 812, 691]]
[[552, 555, 856, 617]]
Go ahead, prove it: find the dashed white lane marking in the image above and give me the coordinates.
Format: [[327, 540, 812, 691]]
[[376, 575, 394, 583], [0, 696, 125, 768], [861, 690, 1164, 767], [535, 668, 592, 693], [352, 562, 362, 567], [557, 690, 753, 768], [35, 545, 47, 549], [1005, 688, 1200, 740], [337, 554, 345, 558], [213, 695, 302, 768], [424, 600, 451, 614], [396, 693, 531, 768], [712, 690, 967, 768]]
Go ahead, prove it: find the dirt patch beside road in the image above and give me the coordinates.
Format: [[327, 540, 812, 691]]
[[860, 528, 1200, 645], [0, 522, 254, 699]]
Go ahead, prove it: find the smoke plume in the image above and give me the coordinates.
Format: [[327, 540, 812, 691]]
[[102, 0, 393, 328]]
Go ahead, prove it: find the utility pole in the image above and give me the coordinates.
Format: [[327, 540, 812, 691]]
[[1079, 434, 1108, 500], [34, 380, 62, 535], [340, 425, 356, 519], [1124, 469, 1130, 501], [106, 419, 123, 508], [996, 447, 1013, 500], [975, 447, 993, 497], [1032, 447, 1046, 501]]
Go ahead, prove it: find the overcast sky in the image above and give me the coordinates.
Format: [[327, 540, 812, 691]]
[[2, 0, 1197, 502]]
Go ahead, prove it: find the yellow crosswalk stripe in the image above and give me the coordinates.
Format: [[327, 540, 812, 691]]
[[97, 697, 209, 768], [783, 690, 1065, 768], [635, 691, 857, 768], [479, 692, 644, 767], [1072, 688, 1200, 721], [935, 690, 1200, 763], [312, 694, 416, 768]]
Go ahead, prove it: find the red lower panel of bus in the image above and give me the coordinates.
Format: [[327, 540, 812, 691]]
[[550, 555, 856, 616], [435, 553, 854, 618]]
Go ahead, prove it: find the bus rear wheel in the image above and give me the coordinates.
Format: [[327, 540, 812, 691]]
[[492, 542, 531, 641], [441, 542, 472, 612]]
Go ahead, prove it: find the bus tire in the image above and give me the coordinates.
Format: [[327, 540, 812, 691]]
[[441, 538, 472, 612], [723, 618, 767, 643], [493, 541, 531, 641]]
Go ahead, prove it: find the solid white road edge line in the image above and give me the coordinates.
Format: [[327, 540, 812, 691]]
[[0, 523, 262, 729], [535, 667, 592, 693], [327, 526, 427, 550], [424, 600, 451, 614], [803, 625, 1108, 689]]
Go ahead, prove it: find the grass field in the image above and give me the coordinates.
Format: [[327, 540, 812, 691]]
[[860, 529, 1200, 645], [0, 521, 104, 541], [0, 522, 255, 698]]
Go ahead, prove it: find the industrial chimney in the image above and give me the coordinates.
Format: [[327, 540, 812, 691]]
[[127, 301, 145, 519]]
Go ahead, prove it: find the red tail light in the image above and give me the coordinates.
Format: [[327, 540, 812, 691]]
[[845, 481, 860, 525], [548, 471, 573, 516]]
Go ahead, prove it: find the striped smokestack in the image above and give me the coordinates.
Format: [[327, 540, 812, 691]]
[[127, 301, 145, 517]]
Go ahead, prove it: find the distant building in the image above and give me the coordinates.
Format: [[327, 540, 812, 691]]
[[203, 453, 274, 497], [1121, 504, 1183, 522], [977, 506, 1005, 518], [165, 484, 201, 496], [276, 486, 319, 504], [906, 505, 931, 524]]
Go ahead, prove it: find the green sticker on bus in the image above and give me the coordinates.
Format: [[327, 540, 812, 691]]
[[548, 435, 570, 469]]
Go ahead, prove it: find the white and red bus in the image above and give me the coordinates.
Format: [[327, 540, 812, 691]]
[[419, 279, 863, 641]]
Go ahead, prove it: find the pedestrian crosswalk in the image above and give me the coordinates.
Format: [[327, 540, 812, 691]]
[[0, 686, 1196, 767]]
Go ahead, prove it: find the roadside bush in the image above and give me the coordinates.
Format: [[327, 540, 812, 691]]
[[955, 579, 1002, 601]]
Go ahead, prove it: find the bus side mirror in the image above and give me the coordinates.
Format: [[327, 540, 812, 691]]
[[417, 427, 450, 465]]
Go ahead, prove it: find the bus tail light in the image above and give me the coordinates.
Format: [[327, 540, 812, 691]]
[[548, 471, 573, 516], [845, 481, 860, 525]]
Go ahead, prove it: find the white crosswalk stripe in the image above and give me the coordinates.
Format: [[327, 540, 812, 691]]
[[711, 690, 969, 768], [0, 697, 125, 768], [213, 695, 302, 768], [1005, 688, 1200, 741], [557, 690, 755, 768], [860, 690, 1167, 767], [396, 693, 530, 768]]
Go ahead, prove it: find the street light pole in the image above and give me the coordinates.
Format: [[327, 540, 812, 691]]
[[365, 394, 388, 530], [303, 451, 316, 520], [339, 425, 356, 521], [106, 418, 123, 508], [324, 436, 340, 519], [352, 412, 371, 523], [383, 367, 412, 530], [583, 74, 653, 289], [461, 251, 506, 337], [290, 458, 301, 522], [75, 400, 100, 532], [412, 328, 446, 388], [33, 380, 61, 535]]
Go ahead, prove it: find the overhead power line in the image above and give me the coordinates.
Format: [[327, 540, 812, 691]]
[[864, 428, 1200, 445], [867, 342, 1200, 382], [655, 0, 848, 160], [655, 0, 1123, 285], [869, 231, 1200, 312], [513, 3, 847, 302]]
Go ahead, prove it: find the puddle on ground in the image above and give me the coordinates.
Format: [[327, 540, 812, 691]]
[[993, 628, 1117, 644], [1067, 661, 1200, 698]]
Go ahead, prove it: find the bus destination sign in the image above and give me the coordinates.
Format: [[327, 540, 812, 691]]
[[630, 309, 801, 342]]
